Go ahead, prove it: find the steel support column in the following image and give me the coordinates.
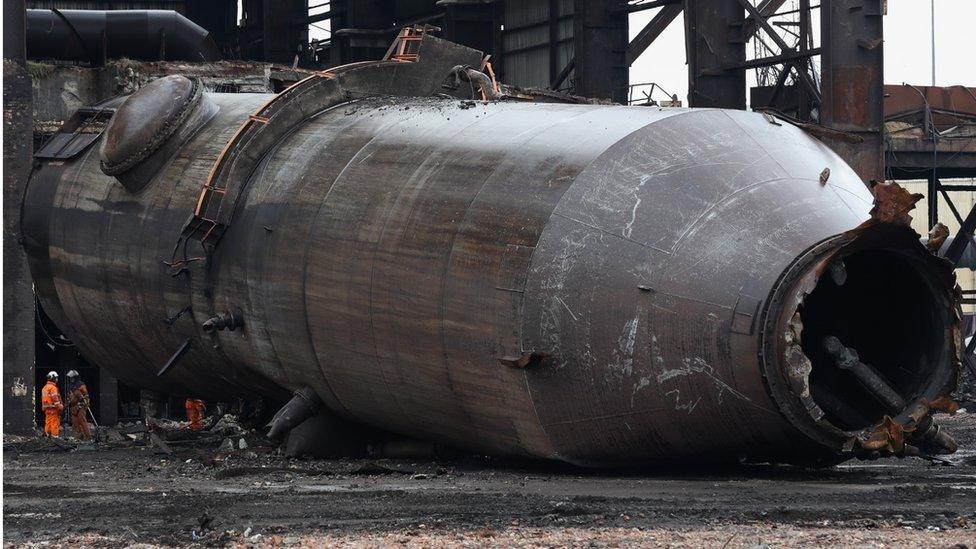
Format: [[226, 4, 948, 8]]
[[820, 0, 885, 184], [263, 0, 309, 64], [796, 0, 813, 120], [574, 0, 629, 103], [3, 0, 36, 435], [684, 0, 746, 109]]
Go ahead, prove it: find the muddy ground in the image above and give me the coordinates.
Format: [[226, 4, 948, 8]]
[[4, 413, 976, 548]]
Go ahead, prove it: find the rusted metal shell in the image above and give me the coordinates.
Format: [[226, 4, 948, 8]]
[[24, 87, 959, 466]]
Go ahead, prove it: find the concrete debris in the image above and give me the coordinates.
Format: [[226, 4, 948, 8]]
[[218, 438, 235, 453], [151, 418, 187, 431], [2, 434, 33, 444], [149, 433, 173, 455], [212, 415, 246, 437], [118, 422, 147, 435], [103, 429, 128, 444]]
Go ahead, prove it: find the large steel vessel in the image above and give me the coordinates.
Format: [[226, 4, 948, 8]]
[[23, 33, 960, 465]]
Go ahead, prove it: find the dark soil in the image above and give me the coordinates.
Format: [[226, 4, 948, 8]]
[[4, 413, 976, 547]]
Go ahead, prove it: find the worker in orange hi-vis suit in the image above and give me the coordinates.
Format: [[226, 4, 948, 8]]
[[41, 371, 64, 437], [185, 398, 206, 431], [66, 370, 92, 441]]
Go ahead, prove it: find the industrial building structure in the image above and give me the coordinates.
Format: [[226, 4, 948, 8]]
[[4, 0, 975, 453]]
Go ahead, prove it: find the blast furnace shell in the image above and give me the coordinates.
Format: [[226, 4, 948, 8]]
[[24, 71, 959, 466]]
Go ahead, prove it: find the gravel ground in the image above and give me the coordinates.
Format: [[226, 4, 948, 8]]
[[3, 413, 975, 548], [4, 525, 975, 549]]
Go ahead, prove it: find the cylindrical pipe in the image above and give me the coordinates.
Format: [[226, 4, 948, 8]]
[[26, 9, 221, 65], [822, 336, 908, 413], [267, 387, 322, 440]]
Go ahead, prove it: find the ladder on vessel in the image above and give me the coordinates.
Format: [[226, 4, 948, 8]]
[[384, 24, 440, 62]]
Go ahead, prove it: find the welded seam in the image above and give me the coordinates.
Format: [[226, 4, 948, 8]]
[[436, 105, 605, 451], [97, 155, 162, 379], [662, 175, 829, 406], [304, 101, 429, 424], [246, 102, 356, 401], [551, 211, 670, 254], [541, 406, 668, 428], [369, 103, 498, 433], [516, 109, 703, 457], [196, 99, 302, 395], [722, 109, 793, 180]]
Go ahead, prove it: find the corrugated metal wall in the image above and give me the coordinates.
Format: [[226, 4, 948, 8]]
[[901, 177, 976, 312], [503, 0, 573, 90], [503, 0, 550, 88]]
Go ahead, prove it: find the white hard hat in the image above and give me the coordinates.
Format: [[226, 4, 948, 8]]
[[47, 371, 58, 380], [67, 370, 79, 379]]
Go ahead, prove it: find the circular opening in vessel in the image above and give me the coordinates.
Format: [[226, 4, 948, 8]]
[[761, 226, 957, 452], [798, 249, 948, 431]]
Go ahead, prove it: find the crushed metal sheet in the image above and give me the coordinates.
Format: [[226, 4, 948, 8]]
[[869, 181, 924, 226]]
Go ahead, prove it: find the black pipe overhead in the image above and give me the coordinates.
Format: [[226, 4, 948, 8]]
[[26, 9, 222, 65]]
